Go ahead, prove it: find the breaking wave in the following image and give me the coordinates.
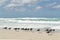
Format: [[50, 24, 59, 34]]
[[0, 18, 60, 28], [0, 18, 60, 23]]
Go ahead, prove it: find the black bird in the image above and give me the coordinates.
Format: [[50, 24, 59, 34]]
[[3, 27, 7, 29], [8, 28, 11, 30], [24, 28, 28, 30], [14, 28, 18, 31], [37, 29, 40, 31], [46, 29, 52, 33], [30, 28, 33, 31], [17, 28, 20, 30], [45, 29, 49, 31], [46, 31, 50, 33]]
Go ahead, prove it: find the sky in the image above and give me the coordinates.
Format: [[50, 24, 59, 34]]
[[0, 0, 60, 18]]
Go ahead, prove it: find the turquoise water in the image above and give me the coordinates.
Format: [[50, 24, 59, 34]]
[[10, 18, 60, 21], [0, 18, 60, 21]]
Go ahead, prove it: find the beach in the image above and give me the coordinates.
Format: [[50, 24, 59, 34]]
[[0, 18, 60, 40], [0, 30, 60, 40]]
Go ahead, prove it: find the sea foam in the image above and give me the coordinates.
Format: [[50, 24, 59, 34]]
[[0, 18, 60, 28]]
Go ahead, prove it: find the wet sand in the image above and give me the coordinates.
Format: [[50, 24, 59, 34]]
[[0, 30, 60, 40]]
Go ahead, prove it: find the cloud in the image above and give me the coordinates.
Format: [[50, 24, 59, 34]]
[[0, 0, 7, 6], [3, 0, 40, 12], [5, 4, 17, 8], [3, 0, 49, 12], [52, 5, 60, 8], [10, 0, 38, 6], [35, 6, 43, 10], [4, 0, 38, 7], [4, 0, 49, 8]]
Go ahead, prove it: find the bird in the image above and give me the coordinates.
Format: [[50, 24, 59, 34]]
[[37, 29, 40, 31], [3, 27, 7, 30], [45, 29, 49, 31], [52, 29, 55, 31], [30, 28, 33, 31], [14, 28, 18, 31], [8, 27, 11, 30]]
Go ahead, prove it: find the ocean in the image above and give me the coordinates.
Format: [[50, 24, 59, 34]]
[[0, 18, 60, 28]]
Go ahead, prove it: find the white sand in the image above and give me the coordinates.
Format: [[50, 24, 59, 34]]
[[0, 30, 60, 40]]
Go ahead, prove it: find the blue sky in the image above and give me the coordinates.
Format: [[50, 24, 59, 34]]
[[0, 0, 60, 18]]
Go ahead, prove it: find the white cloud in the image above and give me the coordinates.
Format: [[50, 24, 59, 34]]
[[5, 4, 16, 8], [4, 0, 49, 8], [0, 0, 7, 6], [10, 0, 38, 5], [4, 0, 39, 12], [4, 0, 39, 8], [3, 0, 49, 12], [52, 5, 60, 8], [35, 6, 42, 10]]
